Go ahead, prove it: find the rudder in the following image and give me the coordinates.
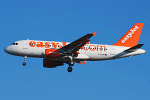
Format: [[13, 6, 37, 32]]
[[113, 23, 144, 47]]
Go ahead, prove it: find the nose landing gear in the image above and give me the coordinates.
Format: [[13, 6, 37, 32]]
[[22, 56, 27, 66], [23, 62, 26, 66]]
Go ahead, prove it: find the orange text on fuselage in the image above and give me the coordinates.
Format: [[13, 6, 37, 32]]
[[29, 41, 106, 52]]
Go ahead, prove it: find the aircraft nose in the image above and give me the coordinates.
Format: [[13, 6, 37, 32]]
[[4, 46, 12, 54]]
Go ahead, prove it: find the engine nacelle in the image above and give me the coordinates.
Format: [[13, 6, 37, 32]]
[[46, 49, 60, 58], [43, 59, 63, 68]]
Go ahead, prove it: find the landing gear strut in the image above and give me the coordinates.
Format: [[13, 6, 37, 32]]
[[23, 56, 27, 66], [67, 56, 74, 72]]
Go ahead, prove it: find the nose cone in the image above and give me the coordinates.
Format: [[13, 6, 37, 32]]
[[4, 46, 12, 54]]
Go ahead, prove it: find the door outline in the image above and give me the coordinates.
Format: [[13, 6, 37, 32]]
[[23, 40, 28, 49], [110, 46, 115, 55]]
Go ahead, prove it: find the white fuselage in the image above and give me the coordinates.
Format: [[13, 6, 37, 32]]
[[4, 40, 146, 62]]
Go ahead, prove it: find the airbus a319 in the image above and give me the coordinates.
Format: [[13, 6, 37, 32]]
[[4, 23, 146, 72]]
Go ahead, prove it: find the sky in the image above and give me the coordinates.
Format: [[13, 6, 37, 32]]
[[0, 0, 150, 100]]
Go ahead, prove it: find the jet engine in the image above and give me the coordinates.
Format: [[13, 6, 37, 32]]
[[43, 59, 63, 68]]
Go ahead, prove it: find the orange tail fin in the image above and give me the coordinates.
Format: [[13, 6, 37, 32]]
[[113, 23, 144, 47]]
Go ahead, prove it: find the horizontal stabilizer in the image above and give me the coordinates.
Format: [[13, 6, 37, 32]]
[[124, 44, 144, 52]]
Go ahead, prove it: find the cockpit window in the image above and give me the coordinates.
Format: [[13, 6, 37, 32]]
[[11, 43, 18, 45]]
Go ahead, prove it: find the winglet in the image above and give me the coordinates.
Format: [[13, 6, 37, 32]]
[[83, 61, 86, 65], [92, 32, 97, 36], [77, 61, 86, 65]]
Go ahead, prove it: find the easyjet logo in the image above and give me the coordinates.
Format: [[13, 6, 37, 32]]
[[29, 41, 107, 52], [122, 25, 139, 43], [29, 41, 67, 48]]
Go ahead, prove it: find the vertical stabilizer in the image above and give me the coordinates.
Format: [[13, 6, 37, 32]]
[[113, 23, 144, 47]]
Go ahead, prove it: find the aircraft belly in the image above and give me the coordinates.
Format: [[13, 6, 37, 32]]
[[74, 54, 89, 60]]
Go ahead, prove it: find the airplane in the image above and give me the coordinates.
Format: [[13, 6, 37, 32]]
[[4, 23, 146, 72]]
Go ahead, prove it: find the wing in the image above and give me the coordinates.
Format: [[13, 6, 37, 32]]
[[59, 32, 97, 55]]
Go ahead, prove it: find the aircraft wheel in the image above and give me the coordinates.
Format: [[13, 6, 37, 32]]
[[67, 67, 73, 72], [23, 62, 26, 66]]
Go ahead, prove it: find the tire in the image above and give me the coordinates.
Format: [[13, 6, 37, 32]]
[[23, 62, 26, 66], [67, 67, 72, 72]]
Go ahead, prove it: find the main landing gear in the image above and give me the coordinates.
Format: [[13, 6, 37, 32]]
[[67, 56, 74, 72], [23, 56, 27, 66]]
